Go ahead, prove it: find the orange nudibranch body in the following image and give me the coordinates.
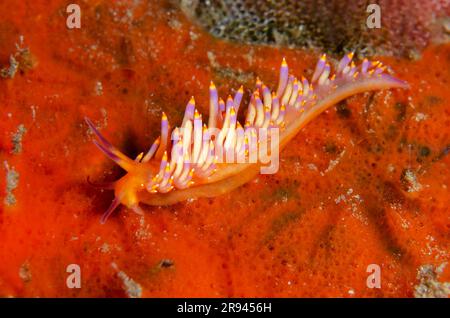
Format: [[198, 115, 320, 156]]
[[86, 53, 408, 223]]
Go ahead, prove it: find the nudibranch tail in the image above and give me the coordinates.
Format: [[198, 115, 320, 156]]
[[86, 53, 408, 222]]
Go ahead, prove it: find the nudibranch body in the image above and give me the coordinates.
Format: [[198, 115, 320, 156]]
[[86, 53, 408, 223]]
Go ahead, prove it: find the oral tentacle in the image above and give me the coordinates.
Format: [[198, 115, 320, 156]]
[[100, 197, 121, 224]]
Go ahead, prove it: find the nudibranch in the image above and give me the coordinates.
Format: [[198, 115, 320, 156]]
[[86, 53, 408, 223]]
